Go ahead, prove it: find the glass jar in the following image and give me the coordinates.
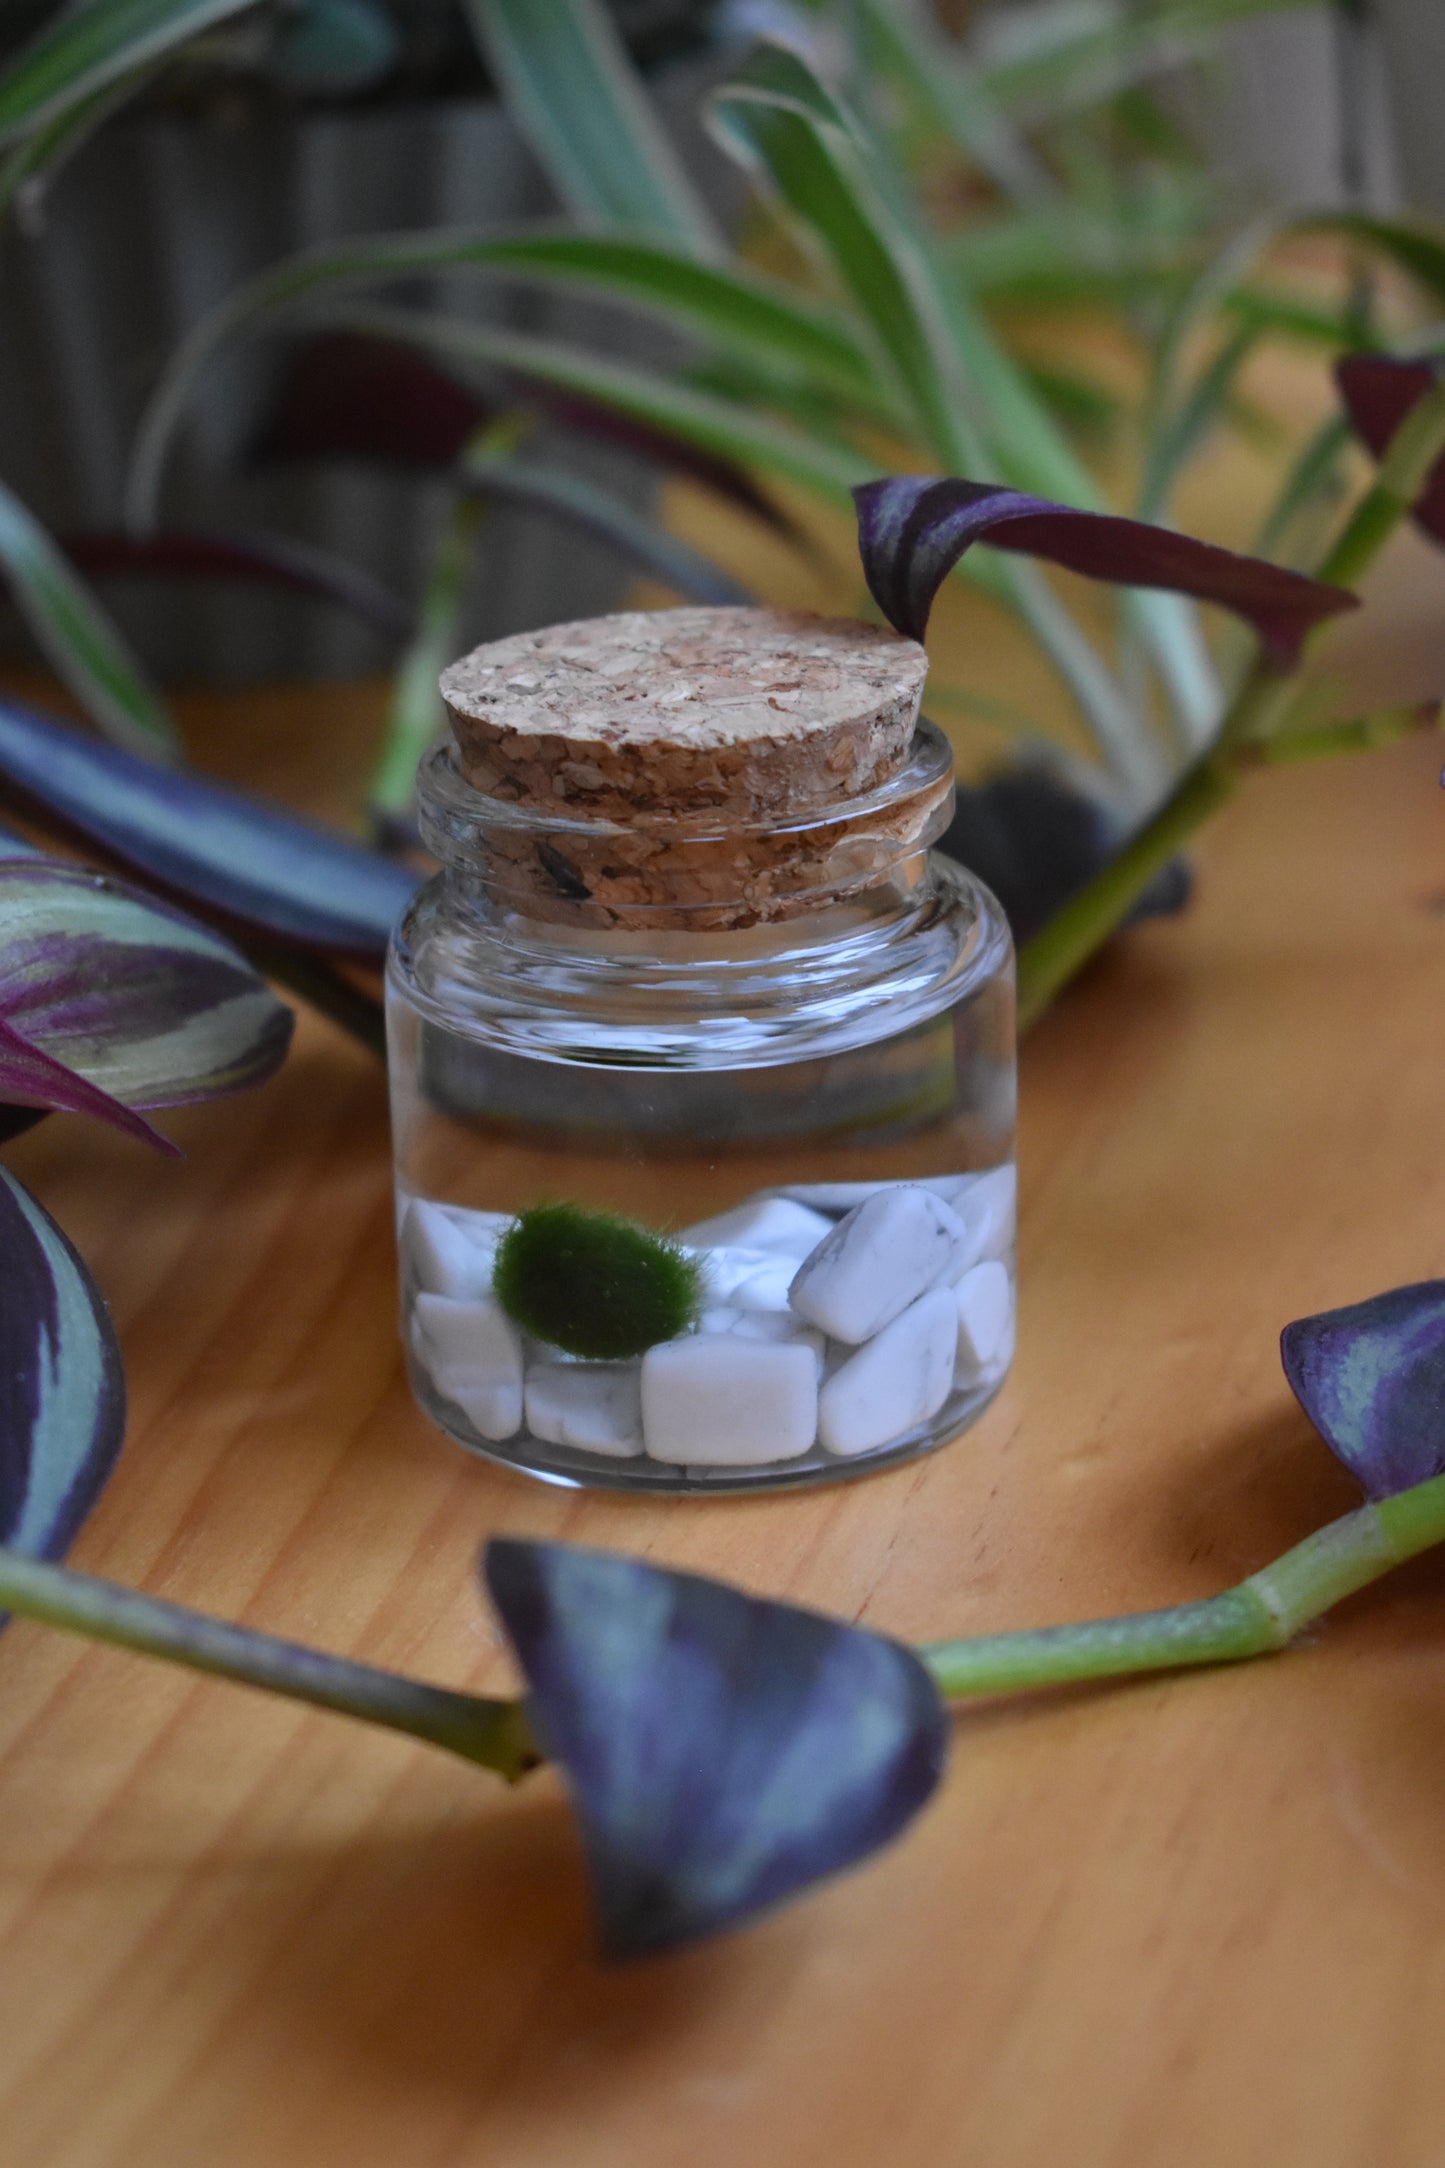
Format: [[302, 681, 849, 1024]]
[[387, 620, 1016, 1495]]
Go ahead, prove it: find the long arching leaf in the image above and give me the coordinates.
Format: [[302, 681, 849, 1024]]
[[461, 0, 717, 249], [0, 0, 260, 147], [0, 480, 176, 760], [0, 1166, 126, 1562], [0, 700, 418, 956]]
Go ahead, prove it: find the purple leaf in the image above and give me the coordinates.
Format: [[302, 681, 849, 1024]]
[[254, 331, 801, 542], [1335, 354, 1445, 543], [0, 1013, 173, 1151], [484, 1539, 947, 1960], [0, 859, 293, 1121], [1281, 1282, 1445, 1499], [853, 476, 1357, 655], [0, 1166, 125, 1563], [62, 529, 411, 639], [250, 330, 493, 470], [0, 699, 419, 957]]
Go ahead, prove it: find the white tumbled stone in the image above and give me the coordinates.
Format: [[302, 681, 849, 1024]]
[[401, 1198, 500, 1301], [696, 1245, 779, 1300], [696, 1305, 745, 1335], [680, 1197, 833, 1257], [641, 1336, 817, 1465], [953, 1166, 1017, 1265], [412, 1293, 524, 1440], [818, 1288, 957, 1458], [954, 1261, 1014, 1382], [525, 1361, 643, 1458], [729, 1261, 799, 1312], [728, 1311, 826, 1372], [788, 1186, 975, 1344]]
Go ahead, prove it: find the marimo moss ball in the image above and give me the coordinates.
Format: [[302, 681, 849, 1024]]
[[492, 1202, 703, 1361]]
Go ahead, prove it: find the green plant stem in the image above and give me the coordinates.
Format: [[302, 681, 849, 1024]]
[[1017, 377, 1445, 1029], [0, 1548, 538, 1781], [924, 1473, 1445, 1698]]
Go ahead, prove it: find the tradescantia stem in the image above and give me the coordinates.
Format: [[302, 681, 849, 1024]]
[[9, 1479, 1445, 1777], [1017, 379, 1445, 1030], [0, 1548, 538, 1781], [924, 1473, 1445, 1698]]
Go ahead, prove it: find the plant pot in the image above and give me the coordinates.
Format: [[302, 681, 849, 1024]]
[[0, 52, 738, 684]]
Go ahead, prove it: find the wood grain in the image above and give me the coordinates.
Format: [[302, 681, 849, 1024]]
[[4, 562, 1445, 2166]]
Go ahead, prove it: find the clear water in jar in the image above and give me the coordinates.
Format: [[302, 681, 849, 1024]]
[[387, 859, 1016, 1494]]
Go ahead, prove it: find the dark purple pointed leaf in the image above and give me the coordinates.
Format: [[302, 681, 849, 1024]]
[[62, 529, 411, 638], [853, 476, 1357, 656], [0, 699, 419, 957], [0, 860, 293, 1117], [484, 1538, 947, 1960], [1281, 1281, 1445, 1499], [0, 1165, 125, 1562], [255, 331, 801, 543], [1336, 354, 1445, 544]]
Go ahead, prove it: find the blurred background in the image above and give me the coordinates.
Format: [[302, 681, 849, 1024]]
[[2, 0, 1445, 877]]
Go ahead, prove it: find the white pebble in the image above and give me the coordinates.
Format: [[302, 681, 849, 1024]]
[[952, 1166, 1017, 1265], [789, 1187, 975, 1344], [729, 1261, 799, 1312], [696, 1245, 779, 1300], [401, 1198, 500, 1301], [525, 1362, 643, 1457], [696, 1306, 745, 1334], [412, 1293, 523, 1440], [641, 1337, 818, 1465], [954, 1262, 1014, 1382], [728, 1311, 826, 1371], [818, 1288, 957, 1458], [680, 1197, 833, 1257]]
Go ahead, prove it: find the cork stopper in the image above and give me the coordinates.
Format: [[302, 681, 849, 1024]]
[[434, 606, 940, 930], [440, 607, 927, 820]]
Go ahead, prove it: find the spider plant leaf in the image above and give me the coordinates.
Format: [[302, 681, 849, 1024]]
[[855, 474, 1356, 656], [484, 1538, 948, 1959], [0, 698, 418, 957], [126, 231, 890, 528], [0, 479, 176, 761], [978, 0, 1308, 124], [0, 859, 293, 1118], [462, 0, 717, 249], [0, 0, 258, 147], [0, 1166, 126, 1565]]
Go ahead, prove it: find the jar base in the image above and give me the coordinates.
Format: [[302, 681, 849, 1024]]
[[407, 1360, 1010, 1496]]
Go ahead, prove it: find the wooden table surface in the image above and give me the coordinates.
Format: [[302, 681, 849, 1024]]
[[5, 555, 1445, 2167]]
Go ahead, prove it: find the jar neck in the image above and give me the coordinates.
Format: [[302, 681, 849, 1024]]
[[415, 721, 956, 940]]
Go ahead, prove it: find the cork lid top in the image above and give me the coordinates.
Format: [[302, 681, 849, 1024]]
[[439, 606, 928, 823]]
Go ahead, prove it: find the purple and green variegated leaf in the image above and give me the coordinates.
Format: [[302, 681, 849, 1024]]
[[0, 1012, 172, 1150], [853, 476, 1357, 655], [1335, 354, 1445, 544], [1282, 1283, 1445, 1501], [0, 700, 419, 957], [484, 1538, 947, 1960], [62, 529, 411, 639], [0, 1166, 125, 1564], [0, 861, 293, 1122]]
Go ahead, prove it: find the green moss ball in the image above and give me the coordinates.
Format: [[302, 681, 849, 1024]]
[[492, 1201, 702, 1360]]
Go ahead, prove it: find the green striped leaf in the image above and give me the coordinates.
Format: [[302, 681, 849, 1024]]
[[0, 479, 176, 759], [461, 0, 717, 248], [0, 0, 260, 149]]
